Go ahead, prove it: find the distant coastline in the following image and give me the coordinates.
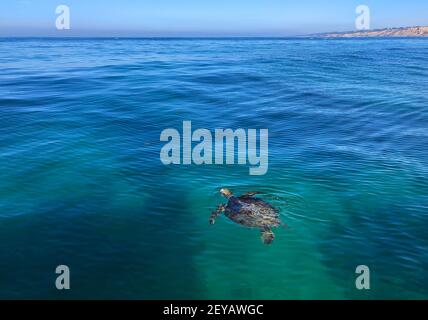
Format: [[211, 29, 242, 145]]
[[312, 26, 428, 38]]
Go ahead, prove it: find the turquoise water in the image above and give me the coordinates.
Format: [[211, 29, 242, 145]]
[[0, 38, 427, 299]]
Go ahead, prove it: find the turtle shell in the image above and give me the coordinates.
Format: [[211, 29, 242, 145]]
[[224, 195, 281, 228]]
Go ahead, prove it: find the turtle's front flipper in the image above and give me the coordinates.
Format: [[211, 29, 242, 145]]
[[210, 205, 225, 225], [260, 227, 275, 245], [240, 191, 263, 199]]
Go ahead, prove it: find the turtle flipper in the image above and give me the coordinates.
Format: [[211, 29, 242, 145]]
[[260, 227, 275, 245], [210, 204, 225, 225], [240, 191, 263, 199]]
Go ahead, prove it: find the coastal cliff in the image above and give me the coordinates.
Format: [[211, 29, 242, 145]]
[[316, 26, 428, 38]]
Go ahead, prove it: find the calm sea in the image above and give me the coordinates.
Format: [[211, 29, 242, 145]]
[[0, 38, 427, 299]]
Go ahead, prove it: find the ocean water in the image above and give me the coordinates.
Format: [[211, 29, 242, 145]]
[[0, 38, 427, 299]]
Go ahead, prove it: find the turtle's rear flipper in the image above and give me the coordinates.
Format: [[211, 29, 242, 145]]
[[260, 228, 275, 245]]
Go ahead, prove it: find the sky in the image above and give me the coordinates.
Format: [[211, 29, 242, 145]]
[[0, 0, 427, 37]]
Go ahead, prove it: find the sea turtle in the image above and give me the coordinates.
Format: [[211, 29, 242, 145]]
[[210, 188, 283, 245]]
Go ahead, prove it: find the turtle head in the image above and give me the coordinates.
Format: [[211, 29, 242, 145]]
[[220, 188, 233, 198]]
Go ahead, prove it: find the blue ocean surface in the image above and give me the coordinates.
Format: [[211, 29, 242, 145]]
[[0, 38, 427, 299]]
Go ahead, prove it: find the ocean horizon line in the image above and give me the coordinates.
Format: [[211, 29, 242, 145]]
[[2, 36, 428, 40]]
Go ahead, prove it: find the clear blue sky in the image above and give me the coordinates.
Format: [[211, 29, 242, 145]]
[[1, 0, 427, 36]]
